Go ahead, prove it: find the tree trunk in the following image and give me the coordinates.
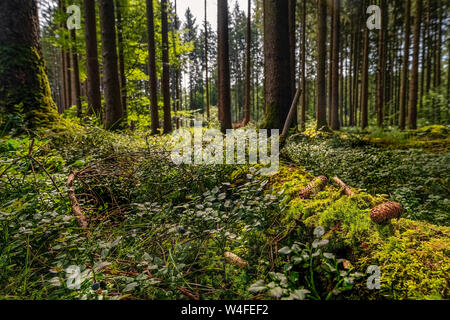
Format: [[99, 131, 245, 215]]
[[174, 0, 180, 129], [218, 0, 232, 133], [161, 0, 172, 133], [204, 0, 211, 123], [399, 0, 411, 130], [289, 0, 297, 99], [330, 0, 340, 130], [70, 29, 82, 118], [361, 26, 369, 129], [116, 0, 127, 121], [433, 0, 442, 123], [316, 0, 328, 130], [300, 0, 307, 131], [376, 0, 387, 128], [408, 0, 423, 129], [242, 0, 252, 126], [83, 0, 102, 117], [262, 0, 292, 130], [146, 0, 160, 134], [99, 0, 124, 130], [0, 0, 59, 128]]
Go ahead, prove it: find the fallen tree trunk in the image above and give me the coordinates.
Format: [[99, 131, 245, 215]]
[[67, 171, 89, 228]]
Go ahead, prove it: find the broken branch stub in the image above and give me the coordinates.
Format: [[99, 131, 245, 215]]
[[298, 176, 328, 199]]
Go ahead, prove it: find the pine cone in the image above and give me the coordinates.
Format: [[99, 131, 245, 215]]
[[298, 176, 328, 199], [370, 201, 403, 224], [224, 252, 249, 269]]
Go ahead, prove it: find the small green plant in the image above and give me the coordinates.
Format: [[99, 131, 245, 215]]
[[248, 227, 364, 300]]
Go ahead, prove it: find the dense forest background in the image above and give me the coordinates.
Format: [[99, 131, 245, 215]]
[[35, 0, 449, 131]]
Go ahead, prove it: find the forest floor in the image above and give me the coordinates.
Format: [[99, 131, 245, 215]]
[[0, 121, 449, 300]]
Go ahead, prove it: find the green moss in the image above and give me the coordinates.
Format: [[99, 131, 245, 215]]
[[267, 165, 450, 300], [260, 101, 280, 130], [0, 45, 59, 130], [359, 219, 450, 299]]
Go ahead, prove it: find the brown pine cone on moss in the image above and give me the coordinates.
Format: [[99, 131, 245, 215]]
[[370, 201, 403, 224], [298, 176, 328, 199]]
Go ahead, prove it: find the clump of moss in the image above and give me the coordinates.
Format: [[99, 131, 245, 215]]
[[358, 219, 450, 300]]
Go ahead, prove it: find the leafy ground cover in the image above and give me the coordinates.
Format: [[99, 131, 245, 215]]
[[0, 123, 448, 300]]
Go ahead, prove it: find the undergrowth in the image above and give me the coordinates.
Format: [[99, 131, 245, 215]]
[[0, 122, 448, 300]]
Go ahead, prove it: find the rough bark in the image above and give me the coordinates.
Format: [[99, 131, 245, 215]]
[[315, 0, 328, 130], [300, 0, 307, 131], [204, 0, 211, 122], [361, 24, 369, 129], [218, 0, 232, 133], [99, 0, 124, 130], [262, 0, 292, 130], [70, 29, 82, 118], [83, 0, 102, 117], [116, 0, 127, 121], [243, 0, 252, 126], [399, 0, 411, 130], [330, 0, 340, 130], [0, 0, 59, 128], [146, 0, 160, 134], [408, 0, 422, 130], [376, 0, 387, 128], [161, 0, 172, 133]]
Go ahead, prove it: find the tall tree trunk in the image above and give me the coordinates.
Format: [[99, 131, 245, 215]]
[[328, 4, 333, 125], [70, 29, 82, 118], [433, 0, 442, 123], [204, 0, 211, 122], [60, 0, 72, 111], [263, 0, 292, 130], [316, 0, 328, 129], [161, 0, 172, 133], [242, 0, 252, 126], [99, 0, 124, 130], [376, 0, 387, 127], [408, 0, 423, 129], [218, 0, 232, 133], [174, 0, 180, 129], [0, 0, 59, 128], [58, 0, 67, 113], [60, 47, 67, 113], [146, 0, 160, 134], [399, 0, 411, 130], [300, 0, 307, 131], [83, 0, 102, 117], [289, 0, 297, 99], [116, 0, 127, 122], [330, 0, 340, 130], [361, 26, 369, 129]]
